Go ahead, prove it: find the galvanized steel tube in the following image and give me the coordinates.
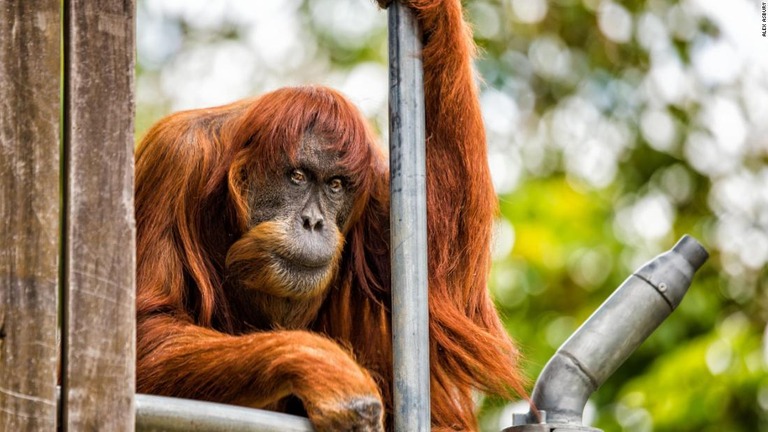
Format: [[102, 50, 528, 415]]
[[526, 235, 708, 427], [135, 394, 314, 432], [388, 2, 431, 431]]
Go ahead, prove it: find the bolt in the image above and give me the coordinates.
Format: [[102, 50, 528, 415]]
[[658, 282, 668, 292]]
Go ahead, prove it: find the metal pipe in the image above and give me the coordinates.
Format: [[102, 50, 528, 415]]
[[55, 390, 313, 431], [388, 2, 430, 431], [506, 235, 708, 432], [135, 394, 314, 432]]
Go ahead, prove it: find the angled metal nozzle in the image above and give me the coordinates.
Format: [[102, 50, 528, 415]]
[[505, 235, 709, 432]]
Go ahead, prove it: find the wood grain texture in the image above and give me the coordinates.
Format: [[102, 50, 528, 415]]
[[0, 1, 60, 430], [62, 0, 136, 430]]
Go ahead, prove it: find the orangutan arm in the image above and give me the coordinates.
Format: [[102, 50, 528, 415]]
[[136, 315, 383, 431], [378, 0, 528, 429], [411, 0, 497, 295]]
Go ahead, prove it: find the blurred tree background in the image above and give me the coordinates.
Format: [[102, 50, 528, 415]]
[[135, 0, 768, 430]]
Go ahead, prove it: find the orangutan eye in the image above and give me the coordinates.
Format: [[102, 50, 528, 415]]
[[290, 169, 306, 184], [328, 178, 344, 193]]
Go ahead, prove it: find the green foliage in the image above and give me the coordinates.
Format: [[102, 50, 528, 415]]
[[470, 0, 768, 429]]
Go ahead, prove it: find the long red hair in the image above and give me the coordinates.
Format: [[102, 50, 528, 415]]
[[136, 0, 528, 427], [136, 86, 381, 331]]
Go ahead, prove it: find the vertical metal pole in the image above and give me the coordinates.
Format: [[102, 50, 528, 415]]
[[388, 2, 430, 431]]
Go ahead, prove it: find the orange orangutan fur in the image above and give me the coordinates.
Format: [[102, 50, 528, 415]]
[[135, 0, 527, 430]]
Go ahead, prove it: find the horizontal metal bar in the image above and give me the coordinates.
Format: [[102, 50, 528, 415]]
[[136, 394, 314, 432]]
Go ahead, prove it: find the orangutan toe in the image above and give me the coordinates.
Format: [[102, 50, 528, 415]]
[[309, 396, 384, 432], [347, 397, 383, 430]]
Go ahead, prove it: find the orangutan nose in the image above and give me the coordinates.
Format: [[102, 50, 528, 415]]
[[301, 200, 325, 232]]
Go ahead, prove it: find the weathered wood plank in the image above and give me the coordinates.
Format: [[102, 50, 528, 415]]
[[62, 0, 136, 430], [0, 1, 61, 430]]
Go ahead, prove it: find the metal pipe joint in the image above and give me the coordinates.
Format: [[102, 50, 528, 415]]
[[505, 235, 708, 432]]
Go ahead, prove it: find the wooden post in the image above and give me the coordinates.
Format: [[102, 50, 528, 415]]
[[61, 0, 136, 430], [0, 1, 61, 430]]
